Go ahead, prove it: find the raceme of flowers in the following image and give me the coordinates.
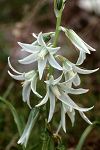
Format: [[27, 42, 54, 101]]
[[8, 29, 99, 137]]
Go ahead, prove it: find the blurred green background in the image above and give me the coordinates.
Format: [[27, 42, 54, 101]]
[[0, 0, 100, 149]]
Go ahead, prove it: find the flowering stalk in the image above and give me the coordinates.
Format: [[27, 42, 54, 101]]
[[7, 0, 99, 149], [53, 0, 64, 47]]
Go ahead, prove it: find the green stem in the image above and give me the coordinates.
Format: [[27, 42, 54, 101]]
[[53, 8, 63, 47]]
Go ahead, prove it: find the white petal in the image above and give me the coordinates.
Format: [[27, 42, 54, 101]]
[[61, 105, 66, 132], [58, 93, 94, 112], [8, 70, 25, 80], [32, 40, 38, 46], [18, 42, 34, 52], [44, 76, 55, 85], [53, 74, 63, 85], [32, 33, 38, 39], [73, 74, 81, 86], [62, 87, 89, 95], [63, 61, 72, 72], [63, 104, 75, 126], [67, 109, 75, 126], [18, 42, 41, 53], [59, 72, 77, 86], [36, 87, 49, 107], [22, 81, 31, 108], [76, 51, 86, 65], [8, 57, 22, 74], [18, 108, 39, 147], [51, 85, 61, 98], [37, 32, 46, 47], [73, 66, 99, 74], [83, 41, 96, 51], [48, 55, 63, 70], [47, 47, 60, 55], [66, 29, 90, 54], [31, 75, 42, 98], [18, 53, 38, 64], [48, 90, 55, 122], [38, 57, 47, 80], [79, 111, 92, 124]]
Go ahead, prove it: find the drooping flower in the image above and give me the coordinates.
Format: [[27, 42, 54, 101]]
[[18, 32, 62, 80], [18, 108, 39, 148], [57, 55, 99, 87], [8, 57, 42, 108], [60, 26, 99, 67], [36, 74, 93, 132], [60, 26, 96, 54], [60, 102, 92, 132]]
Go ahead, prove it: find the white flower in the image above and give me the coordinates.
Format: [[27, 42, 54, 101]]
[[18, 32, 62, 80], [60, 26, 96, 54], [18, 108, 39, 148], [36, 74, 93, 132], [8, 57, 42, 108], [62, 57, 99, 86], [61, 102, 92, 132]]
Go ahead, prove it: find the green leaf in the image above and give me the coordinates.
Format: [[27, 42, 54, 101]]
[[0, 96, 23, 136], [18, 108, 39, 148], [76, 121, 100, 150]]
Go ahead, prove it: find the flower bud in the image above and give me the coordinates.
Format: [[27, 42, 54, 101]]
[[57, 0, 63, 10]]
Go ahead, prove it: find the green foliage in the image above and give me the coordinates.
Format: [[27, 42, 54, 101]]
[[76, 121, 100, 150], [0, 96, 24, 136]]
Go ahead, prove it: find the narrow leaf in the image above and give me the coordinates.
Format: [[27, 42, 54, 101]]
[[76, 121, 100, 150], [0, 96, 23, 136]]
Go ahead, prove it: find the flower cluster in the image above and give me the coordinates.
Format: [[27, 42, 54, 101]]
[[8, 28, 98, 143]]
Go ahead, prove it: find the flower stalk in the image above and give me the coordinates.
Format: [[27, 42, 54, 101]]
[[53, 0, 64, 47], [7, 0, 99, 149]]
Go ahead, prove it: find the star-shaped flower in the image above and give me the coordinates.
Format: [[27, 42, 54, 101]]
[[62, 57, 99, 87], [36, 74, 93, 132], [18, 32, 62, 80], [8, 57, 42, 108]]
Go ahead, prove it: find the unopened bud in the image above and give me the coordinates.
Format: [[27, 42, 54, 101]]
[[57, 0, 63, 10]]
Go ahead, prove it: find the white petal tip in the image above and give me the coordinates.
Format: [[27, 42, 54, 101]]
[[29, 105, 32, 109], [85, 89, 89, 93], [87, 51, 91, 54], [17, 141, 20, 144], [35, 105, 39, 107], [96, 68, 99, 71], [32, 33, 38, 38], [47, 119, 50, 123], [17, 42, 21, 45], [92, 49, 96, 51], [18, 60, 24, 64]]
